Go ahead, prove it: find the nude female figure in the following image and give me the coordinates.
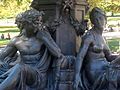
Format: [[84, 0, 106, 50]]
[[74, 7, 118, 90]]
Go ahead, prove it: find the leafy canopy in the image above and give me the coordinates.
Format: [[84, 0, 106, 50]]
[[87, 0, 120, 13], [0, 0, 32, 19], [0, 0, 120, 18]]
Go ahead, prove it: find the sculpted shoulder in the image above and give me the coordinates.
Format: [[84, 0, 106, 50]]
[[82, 31, 93, 42], [7, 36, 20, 46]]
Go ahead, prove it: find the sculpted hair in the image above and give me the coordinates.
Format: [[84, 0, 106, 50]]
[[15, 9, 44, 24], [15, 9, 44, 36], [89, 7, 107, 25]]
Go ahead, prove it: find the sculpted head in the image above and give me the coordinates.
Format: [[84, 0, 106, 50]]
[[15, 9, 44, 35], [90, 7, 107, 29], [15, 9, 44, 29]]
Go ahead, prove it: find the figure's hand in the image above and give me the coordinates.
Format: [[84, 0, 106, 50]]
[[59, 53, 65, 59], [74, 73, 84, 90]]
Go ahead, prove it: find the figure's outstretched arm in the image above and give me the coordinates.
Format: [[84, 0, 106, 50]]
[[36, 29, 62, 58], [74, 35, 92, 89], [36, 27, 64, 87], [75, 35, 91, 74], [0, 38, 17, 62]]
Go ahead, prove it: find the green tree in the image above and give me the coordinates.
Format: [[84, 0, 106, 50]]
[[0, 0, 32, 18], [87, 0, 120, 13], [1, 0, 120, 18]]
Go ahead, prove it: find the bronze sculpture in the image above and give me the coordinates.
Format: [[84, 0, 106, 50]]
[[0, 0, 120, 89], [0, 9, 63, 90], [0, 0, 88, 89], [31, 0, 88, 56], [74, 7, 120, 90]]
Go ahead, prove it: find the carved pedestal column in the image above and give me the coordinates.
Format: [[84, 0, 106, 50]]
[[31, 0, 88, 56], [31, 0, 88, 90]]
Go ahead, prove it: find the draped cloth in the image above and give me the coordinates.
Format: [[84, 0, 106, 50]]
[[80, 64, 120, 90], [0, 48, 51, 90]]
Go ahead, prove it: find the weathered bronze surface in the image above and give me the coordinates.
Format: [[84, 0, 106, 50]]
[[0, 9, 64, 90], [2, 0, 120, 90], [74, 7, 120, 90], [31, 0, 88, 55]]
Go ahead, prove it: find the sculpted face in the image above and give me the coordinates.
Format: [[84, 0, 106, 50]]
[[15, 9, 45, 36], [94, 13, 106, 29], [90, 7, 107, 29], [15, 14, 24, 30], [33, 16, 43, 27]]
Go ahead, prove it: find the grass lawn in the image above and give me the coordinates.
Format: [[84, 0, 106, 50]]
[[0, 39, 10, 46], [0, 26, 19, 46], [0, 27, 19, 33], [107, 38, 120, 53], [107, 17, 120, 21]]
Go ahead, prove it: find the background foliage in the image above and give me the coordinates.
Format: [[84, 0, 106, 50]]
[[0, 0, 120, 18], [0, 0, 32, 19], [87, 0, 120, 13]]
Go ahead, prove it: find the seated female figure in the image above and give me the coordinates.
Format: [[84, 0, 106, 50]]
[[74, 7, 118, 90]]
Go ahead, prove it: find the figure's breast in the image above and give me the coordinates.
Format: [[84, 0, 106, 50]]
[[89, 43, 104, 53], [89, 34, 105, 53], [87, 40, 105, 60], [92, 44, 103, 53]]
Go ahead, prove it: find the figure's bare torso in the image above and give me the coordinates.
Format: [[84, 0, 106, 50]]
[[86, 32, 107, 60], [14, 36, 44, 65], [15, 36, 43, 55], [85, 32, 109, 84]]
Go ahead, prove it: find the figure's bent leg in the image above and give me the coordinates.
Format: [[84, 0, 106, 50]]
[[25, 66, 46, 89], [25, 65, 37, 86], [0, 64, 22, 90]]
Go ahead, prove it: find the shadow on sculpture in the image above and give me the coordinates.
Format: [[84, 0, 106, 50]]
[[0, 9, 65, 90], [74, 7, 120, 90], [37, 1, 88, 90], [44, 1, 88, 90], [0, 0, 87, 89], [43, 0, 88, 56]]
